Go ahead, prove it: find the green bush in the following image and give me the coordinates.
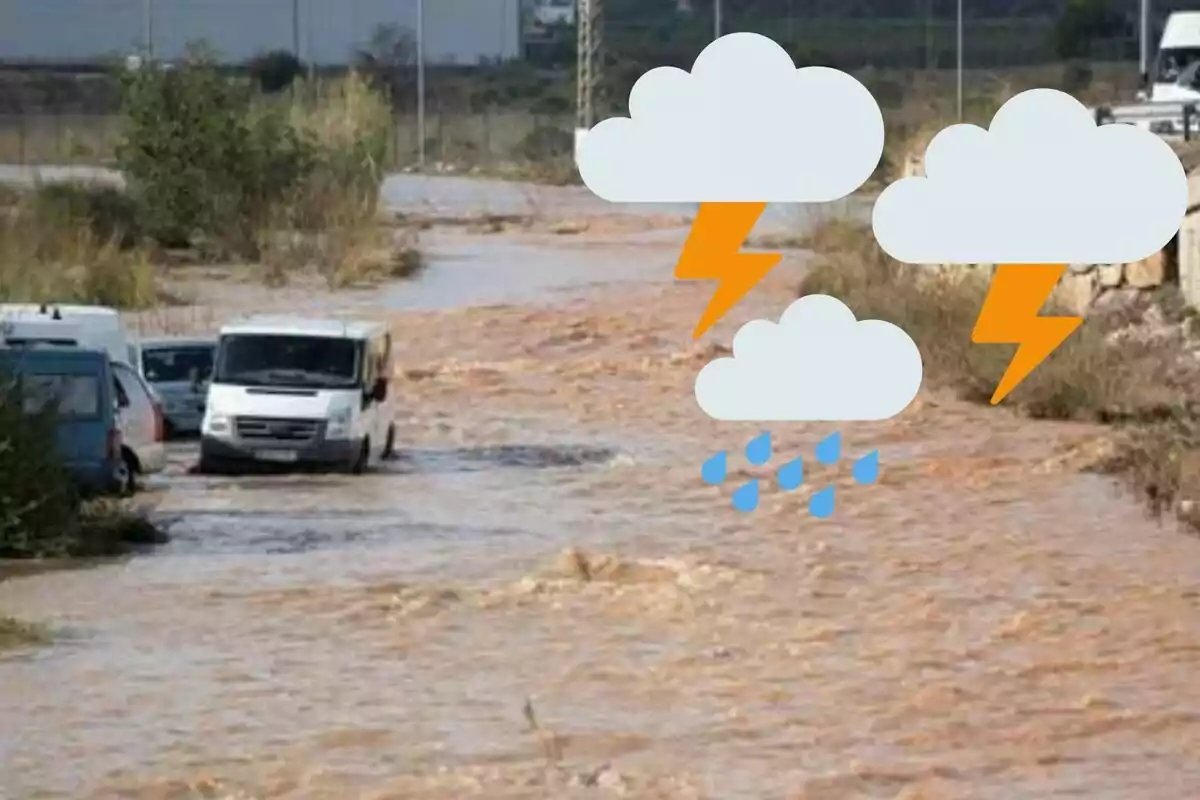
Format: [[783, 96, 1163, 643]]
[[0, 375, 81, 559], [1052, 0, 1127, 60], [0, 372, 170, 560], [248, 49, 304, 94], [284, 72, 390, 227], [116, 49, 315, 257], [515, 125, 574, 163]]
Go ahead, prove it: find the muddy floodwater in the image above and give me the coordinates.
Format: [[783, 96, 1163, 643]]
[[4, 177, 1200, 799]]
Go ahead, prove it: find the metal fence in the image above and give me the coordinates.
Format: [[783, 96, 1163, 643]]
[[0, 109, 576, 168], [0, 1, 1156, 169]]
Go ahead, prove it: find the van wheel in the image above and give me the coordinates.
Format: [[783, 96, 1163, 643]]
[[349, 438, 370, 475], [119, 450, 138, 496], [382, 424, 396, 460], [120, 450, 139, 494], [112, 459, 132, 497]]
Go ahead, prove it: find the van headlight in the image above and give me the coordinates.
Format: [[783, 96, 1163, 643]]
[[327, 407, 351, 436], [206, 412, 231, 435]]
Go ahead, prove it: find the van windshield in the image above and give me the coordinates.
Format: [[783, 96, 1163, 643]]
[[1156, 47, 1200, 84], [142, 345, 214, 383], [214, 334, 361, 389]]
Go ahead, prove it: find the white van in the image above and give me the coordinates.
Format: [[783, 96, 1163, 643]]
[[0, 309, 166, 491], [0, 304, 134, 365], [199, 317, 396, 475], [1144, 12, 1200, 103]]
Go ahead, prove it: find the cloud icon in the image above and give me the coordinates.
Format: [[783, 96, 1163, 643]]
[[576, 32, 884, 203], [872, 88, 1188, 264], [694, 294, 923, 421]]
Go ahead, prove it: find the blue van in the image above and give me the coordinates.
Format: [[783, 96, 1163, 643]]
[[0, 346, 126, 496]]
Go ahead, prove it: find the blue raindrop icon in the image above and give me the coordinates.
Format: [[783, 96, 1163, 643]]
[[732, 480, 759, 512], [701, 451, 728, 485], [777, 457, 804, 491], [815, 431, 842, 465], [852, 450, 880, 485], [809, 486, 835, 518], [745, 431, 771, 466]]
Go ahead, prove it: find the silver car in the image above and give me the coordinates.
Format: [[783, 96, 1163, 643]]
[[135, 336, 215, 437]]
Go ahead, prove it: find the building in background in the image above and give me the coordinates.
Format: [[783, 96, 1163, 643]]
[[529, 0, 575, 29], [0, 0, 523, 66]]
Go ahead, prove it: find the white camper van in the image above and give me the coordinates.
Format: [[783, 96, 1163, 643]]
[[199, 317, 396, 475]]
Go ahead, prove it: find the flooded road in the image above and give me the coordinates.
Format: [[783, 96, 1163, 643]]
[[4, 176, 1200, 799]]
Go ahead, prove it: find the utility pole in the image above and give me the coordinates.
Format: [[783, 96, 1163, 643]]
[[306, 0, 314, 79], [1139, 0, 1152, 87], [714, 0, 722, 39], [417, 0, 426, 168], [922, 0, 933, 71], [292, 0, 300, 57], [576, 0, 604, 131], [142, 0, 154, 59], [956, 0, 963, 119]]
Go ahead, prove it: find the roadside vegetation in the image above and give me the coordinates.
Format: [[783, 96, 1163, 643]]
[[0, 379, 169, 649], [0, 48, 424, 308], [0, 380, 166, 562], [797, 218, 1200, 531]]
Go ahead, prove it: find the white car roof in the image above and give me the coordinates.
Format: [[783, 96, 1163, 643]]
[[1, 319, 84, 342], [218, 316, 386, 340], [0, 303, 120, 321]]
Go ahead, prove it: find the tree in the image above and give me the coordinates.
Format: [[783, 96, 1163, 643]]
[[116, 44, 314, 256], [354, 23, 417, 104], [1052, 0, 1127, 60], [248, 49, 304, 93]]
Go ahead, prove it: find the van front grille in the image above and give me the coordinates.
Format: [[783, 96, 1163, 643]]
[[235, 416, 321, 442]]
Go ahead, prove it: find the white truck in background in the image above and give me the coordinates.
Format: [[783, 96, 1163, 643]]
[[1100, 11, 1200, 137], [1146, 11, 1200, 104]]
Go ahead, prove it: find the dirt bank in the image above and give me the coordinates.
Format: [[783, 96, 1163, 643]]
[[2, 178, 1200, 799]]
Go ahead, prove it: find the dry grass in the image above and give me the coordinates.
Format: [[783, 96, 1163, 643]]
[[0, 185, 158, 308], [796, 218, 1133, 421], [261, 221, 425, 288], [0, 614, 49, 649], [257, 73, 428, 287]]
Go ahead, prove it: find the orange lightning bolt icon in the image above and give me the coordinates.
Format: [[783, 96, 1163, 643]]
[[675, 202, 782, 339], [971, 263, 1083, 405]]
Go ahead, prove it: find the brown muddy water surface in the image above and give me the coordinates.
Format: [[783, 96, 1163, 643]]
[[3, 177, 1200, 799]]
